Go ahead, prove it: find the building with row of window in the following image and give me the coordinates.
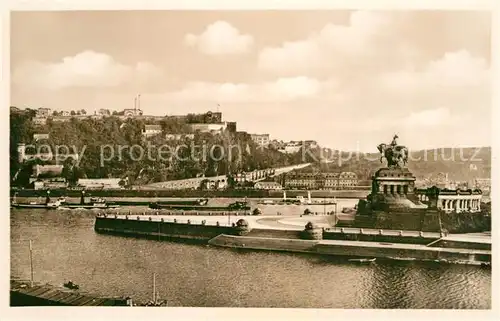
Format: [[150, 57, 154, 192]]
[[77, 178, 123, 190], [250, 134, 270, 147], [254, 181, 283, 190], [284, 171, 359, 190]]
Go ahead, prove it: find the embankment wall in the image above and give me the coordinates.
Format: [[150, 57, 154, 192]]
[[323, 230, 437, 245], [94, 216, 235, 242]]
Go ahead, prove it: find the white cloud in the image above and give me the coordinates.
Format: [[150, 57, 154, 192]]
[[13, 50, 161, 90], [402, 107, 451, 127], [149, 76, 333, 104], [257, 11, 394, 75], [184, 21, 254, 55], [380, 50, 490, 90]]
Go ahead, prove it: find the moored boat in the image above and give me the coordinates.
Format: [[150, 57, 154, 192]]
[[59, 197, 120, 209], [348, 258, 376, 264]]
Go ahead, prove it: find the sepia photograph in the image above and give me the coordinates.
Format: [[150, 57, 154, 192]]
[[4, 2, 496, 317]]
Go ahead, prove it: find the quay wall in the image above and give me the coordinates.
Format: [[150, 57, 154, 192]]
[[430, 239, 491, 251], [209, 235, 491, 263], [94, 216, 491, 264], [313, 242, 490, 262], [323, 230, 438, 245], [94, 216, 235, 242], [246, 228, 303, 239]]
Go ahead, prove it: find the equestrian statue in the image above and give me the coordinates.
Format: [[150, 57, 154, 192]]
[[377, 134, 409, 168]]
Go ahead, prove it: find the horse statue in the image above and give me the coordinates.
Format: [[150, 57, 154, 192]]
[[377, 135, 409, 168]]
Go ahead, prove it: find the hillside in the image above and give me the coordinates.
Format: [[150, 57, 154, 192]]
[[301, 148, 491, 182], [10, 109, 490, 186], [10, 109, 301, 186]]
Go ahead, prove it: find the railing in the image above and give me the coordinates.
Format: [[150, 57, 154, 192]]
[[323, 227, 443, 238], [95, 212, 236, 227]]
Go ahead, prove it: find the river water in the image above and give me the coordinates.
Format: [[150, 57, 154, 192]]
[[10, 202, 491, 309]]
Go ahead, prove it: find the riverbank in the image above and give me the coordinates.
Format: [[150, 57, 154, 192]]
[[11, 188, 370, 199], [93, 214, 491, 265]]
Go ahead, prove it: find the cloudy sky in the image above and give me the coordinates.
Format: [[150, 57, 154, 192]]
[[11, 10, 491, 151]]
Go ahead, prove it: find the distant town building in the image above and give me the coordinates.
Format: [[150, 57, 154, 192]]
[[32, 164, 64, 178], [32, 117, 47, 126], [254, 181, 283, 190], [32, 178, 68, 190], [277, 140, 318, 154], [474, 178, 491, 189], [201, 178, 228, 190], [165, 133, 195, 140], [61, 110, 71, 117], [250, 134, 270, 147], [338, 172, 358, 188], [98, 109, 111, 116], [142, 125, 162, 137], [285, 171, 358, 190], [189, 122, 227, 134], [33, 133, 49, 141], [323, 172, 339, 189], [123, 108, 143, 117], [233, 169, 276, 184], [51, 116, 71, 122], [226, 121, 237, 133], [36, 107, 51, 118], [77, 178, 123, 190]]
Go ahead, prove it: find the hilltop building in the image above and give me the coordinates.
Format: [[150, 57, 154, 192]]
[[142, 124, 162, 138], [250, 134, 270, 147], [33, 133, 49, 141]]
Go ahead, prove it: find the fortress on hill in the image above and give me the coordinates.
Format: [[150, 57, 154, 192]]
[[346, 135, 489, 233]]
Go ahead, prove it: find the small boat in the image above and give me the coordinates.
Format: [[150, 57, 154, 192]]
[[11, 199, 63, 209], [63, 281, 79, 290], [61, 197, 120, 209], [388, 257, 416, 261], [348, 258, 376, 264], [149, 198, 209, 208]]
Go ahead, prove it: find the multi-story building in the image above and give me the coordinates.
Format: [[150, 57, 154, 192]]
[[33, 133, 49, 141], [338, 172, 358, 188], [32, 117, 47, 126], [284, 171, 358, 190], [36, 107, 51, 118], [189, 122, 227, 134], [254, 181, 283, 190], [77, 178, 123, 190], [250, 134, 270, 147], [123, 108, 143, 117], [142, 125, 162, 137], [323, 172, 339, 189], [165, 133, 195, 141], [32, 164, 64, 178]]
